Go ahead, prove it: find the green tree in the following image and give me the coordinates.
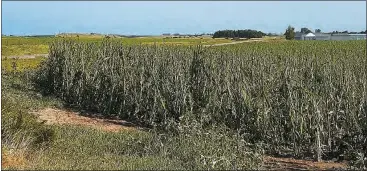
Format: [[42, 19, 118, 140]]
[[284, 25, 295, 40], [315, 29, 321, 33], [212, 29, 265, 39]]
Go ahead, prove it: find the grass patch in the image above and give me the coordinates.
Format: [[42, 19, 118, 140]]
[[1, 71, 62, 170], [26, 125, 261, 170]]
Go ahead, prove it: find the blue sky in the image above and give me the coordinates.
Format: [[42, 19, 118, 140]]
[[2, 1, 366, 35]]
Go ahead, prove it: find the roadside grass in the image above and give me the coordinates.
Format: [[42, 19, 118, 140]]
[[1, 69, 62, 170], [26, 126, 184, 170], [27, 124, 262, 170]]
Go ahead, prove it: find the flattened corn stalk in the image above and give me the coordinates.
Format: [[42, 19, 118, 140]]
[[34, 39, 367, 162]]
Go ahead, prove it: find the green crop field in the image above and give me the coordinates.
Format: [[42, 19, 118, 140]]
[[1, 36, 234, 57], [1, 57, 46, 72], [2, 39, 366, 170]]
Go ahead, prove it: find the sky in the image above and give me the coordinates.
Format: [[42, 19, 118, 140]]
[[2, 1, 366, 36]]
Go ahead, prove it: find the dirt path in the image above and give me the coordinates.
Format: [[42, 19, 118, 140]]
[[4, 54, 48, 59], [262, 156, 347, 170], [31, 108, 141, 132], [203, 39, 263, 47]]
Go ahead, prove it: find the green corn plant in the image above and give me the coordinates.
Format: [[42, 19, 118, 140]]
[[34, 39, 366, 166]]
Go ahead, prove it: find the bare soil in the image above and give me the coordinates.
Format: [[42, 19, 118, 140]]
[[263, 156, 347, 170], [203, 39, 263, 47], [4, 54, 48, 59], [31, 108, 140, 132]]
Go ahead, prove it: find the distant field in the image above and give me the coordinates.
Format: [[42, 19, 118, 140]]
[[1, 36, 234, 57]]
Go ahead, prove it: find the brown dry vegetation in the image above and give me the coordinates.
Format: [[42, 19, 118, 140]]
[[1, 149, 27, 169]]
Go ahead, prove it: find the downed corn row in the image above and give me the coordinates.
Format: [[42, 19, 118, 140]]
[[35, 39, 367, 161]]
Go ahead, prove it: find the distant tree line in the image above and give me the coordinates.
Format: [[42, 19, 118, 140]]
[[213, 29, 266, 39], [266, 33, 279, 37]]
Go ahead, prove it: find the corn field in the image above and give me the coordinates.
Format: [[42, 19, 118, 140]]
[[34, 39, 367, 164]]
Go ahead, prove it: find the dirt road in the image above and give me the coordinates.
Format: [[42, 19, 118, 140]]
[[203, 39, 263, 47]]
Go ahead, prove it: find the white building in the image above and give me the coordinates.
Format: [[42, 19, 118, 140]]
[[295, 33, 366, 41], [314, 33, 331, 40], [295, 32, 305, 40], [304, 33, 316, 40], [330, 34, 366, 40]]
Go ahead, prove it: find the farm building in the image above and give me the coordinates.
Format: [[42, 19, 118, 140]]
[[330, 34, 366, 40], [314, 33, 331, 40], [304, 33, 316, 40], [295, 33, 366, 41], [294, 32, 304, 40]]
